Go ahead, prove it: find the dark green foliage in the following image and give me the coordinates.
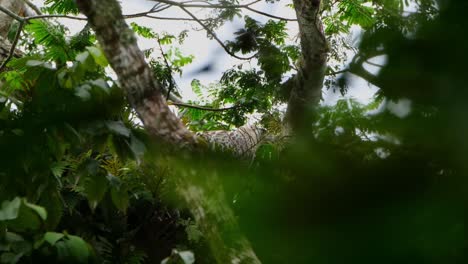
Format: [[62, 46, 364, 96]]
[[227, 17, 291, 82], [43, 0, 80, 15], [2, 0, 467, 263]]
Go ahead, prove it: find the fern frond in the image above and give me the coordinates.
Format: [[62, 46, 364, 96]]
[[92, 236, 114, 264], [339, 0, 375, 29], [44, 0, 80, 15], [24, 20, 70, 63], [123, 250, 147, 264]]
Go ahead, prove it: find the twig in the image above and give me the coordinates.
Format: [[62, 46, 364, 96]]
[[245, 7, 297, 21], [156, 0, 296, 21], [25, 14, 88, 21], [156, 37, 177, 100], [156, 0, 261, 9], [143, 15, 209, 21], [169, 101, 239, 111], [364, 59, 385, 68], [326, 68, 349, 76], [0, 22, 24, 71], [22, 0, 43, 15], [150, 3, 172, 13]]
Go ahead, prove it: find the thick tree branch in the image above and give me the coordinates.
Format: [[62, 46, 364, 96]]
[[0, 5, 24, 23], [284, 0, 328, 132], [75, 0, 196, 147], [0, 0, 23, 39], [0, 2, 25, 71], [75, 1, 261, 263]]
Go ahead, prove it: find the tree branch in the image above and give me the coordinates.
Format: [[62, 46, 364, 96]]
[[156, 0, 261, 9], [169, 101, 239, 111], [143, 15, 190, 20], [0, 5, 24, 22], [156, 37, 178, 100], [0, 21, 23, 72], [22, 0, 42, 15], [245, 6, 297, 21], [155, 0, 296, 21], [284, 0, 328, 132], [75, 0, 196, 147], [326, 68, 349, 76]]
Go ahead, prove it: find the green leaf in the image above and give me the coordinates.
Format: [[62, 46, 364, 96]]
[[64, 236, 91, 263], [110, 185, 129, 212], [159, 34, 176, 45], [5, 199, 47, 232], [0, 252, 24, 264], [25, 60, 55, 70], [23, 201, 47, 221], [84, 175, 108, 210], [0, 198, 21, 221], [130, 134, 146, 160], [39, 191, 63, 230], [75, 51, 97, 71], [75, 84, 92, 100], [50, 161, 68, 180], [24, 20, 69, 62], [105, 121, 131, 137], [44, 0, 79, 15], [191, 79, 202, 97], [44, 232, 65, 246], [4, 232, 24, 243], [130, 22, 157, 39], [55, 235, 91, 263], [89, 79, 110, 93], [87, 46, 108, 67]]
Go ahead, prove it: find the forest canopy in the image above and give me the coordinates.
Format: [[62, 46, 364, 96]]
[[0, 0, 467, 263]]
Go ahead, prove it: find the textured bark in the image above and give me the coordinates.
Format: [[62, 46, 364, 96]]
[[284, 0, 328, 132], [75, 0, 196, 148], [75, 0, 261, 263], [175, 172, 260, 264], [0, 0, 24, 64], [0, 36, 11, 65], [0, 0, 23, 39]]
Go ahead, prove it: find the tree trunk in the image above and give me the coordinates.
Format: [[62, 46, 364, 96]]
[[0, 0, 24, 63], [75, 0, 261, 263], [75, 0, 195, 147], [0, 0, 23, 39], [284, 0, 328, 133]]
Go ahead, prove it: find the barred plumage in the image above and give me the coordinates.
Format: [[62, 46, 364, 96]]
[[196, 124, 266, 157]]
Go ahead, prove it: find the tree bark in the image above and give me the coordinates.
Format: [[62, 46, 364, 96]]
[[0, 0, 23, 39], [75, 0, 196, 148], [174, 170, 261, 264], [284, 0, 328, 132], [0, 0, 24, 63], [75, 0, 261, 263]]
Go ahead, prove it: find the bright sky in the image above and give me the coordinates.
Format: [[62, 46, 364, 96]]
[[31, 0, 379, 105]]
